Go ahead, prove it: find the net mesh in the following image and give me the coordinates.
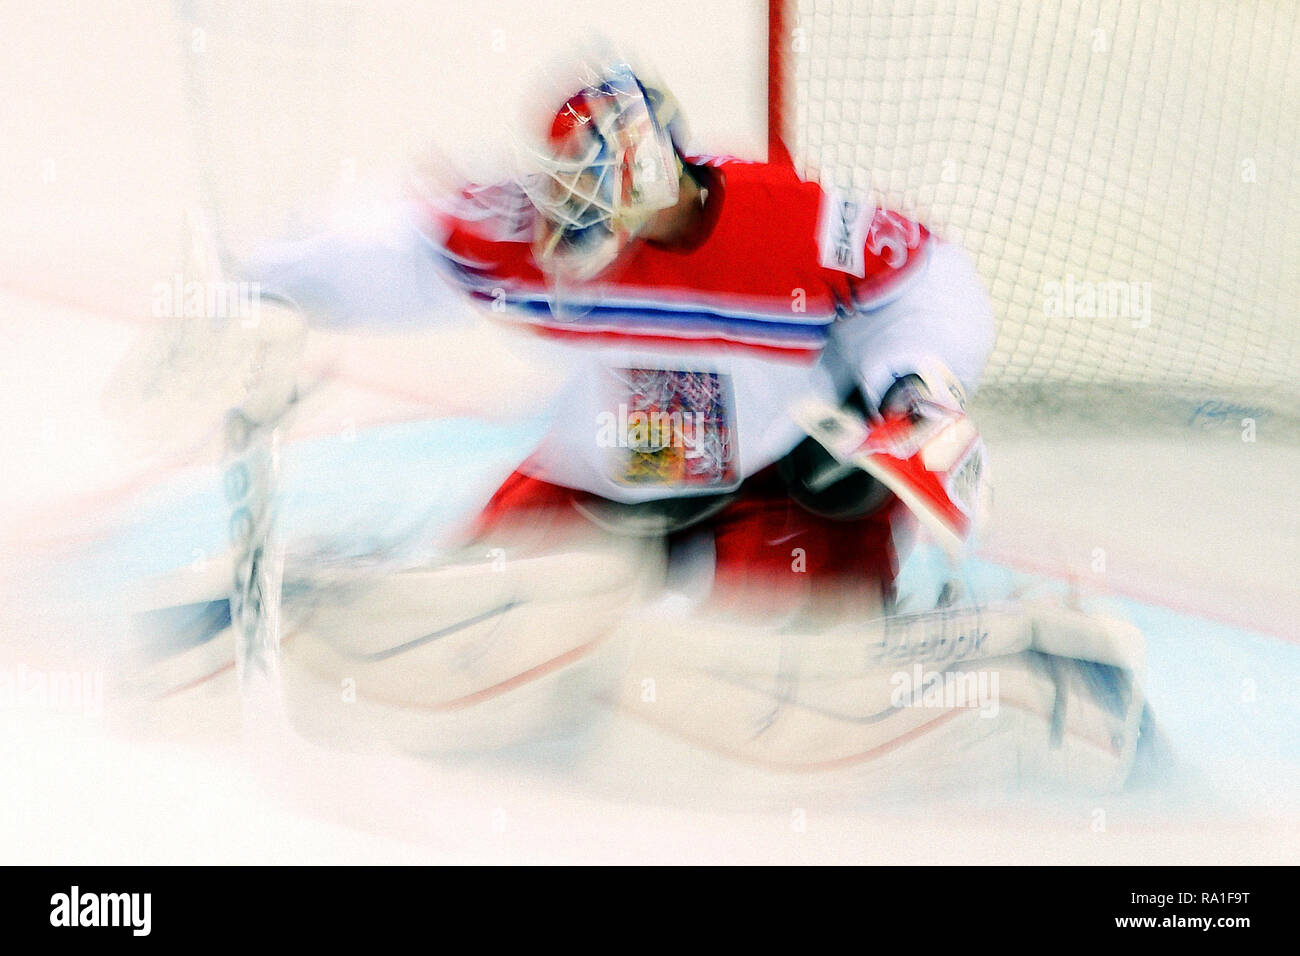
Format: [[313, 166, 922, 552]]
[[774, 0, 1300, 418]]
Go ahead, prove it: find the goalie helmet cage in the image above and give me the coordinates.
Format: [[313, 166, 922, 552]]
[[175, 0, 1299, 426]]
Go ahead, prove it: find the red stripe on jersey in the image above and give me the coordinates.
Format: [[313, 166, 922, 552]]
[[525, 323, 823, 363]]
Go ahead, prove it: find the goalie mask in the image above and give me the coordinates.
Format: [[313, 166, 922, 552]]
[[520, 64, 685, 283]]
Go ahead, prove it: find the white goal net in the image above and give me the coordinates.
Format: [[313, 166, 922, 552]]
[[770, 0, 1299, 420]]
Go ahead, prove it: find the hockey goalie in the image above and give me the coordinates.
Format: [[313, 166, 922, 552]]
[[126, 61, 1159, 794]]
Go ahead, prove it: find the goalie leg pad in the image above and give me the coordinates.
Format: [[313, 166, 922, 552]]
[[280, 520, 666, 752], [598, 597, 1148, 795]]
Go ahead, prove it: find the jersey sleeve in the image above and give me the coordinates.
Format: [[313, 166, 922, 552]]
[[830, 239, 996, 410], [846, 206, 933, 309], [814, 189, 934, 311], [417, 180, 545, 297]]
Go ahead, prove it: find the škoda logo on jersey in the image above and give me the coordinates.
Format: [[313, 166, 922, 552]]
[[817, 188, 872, 277], [818, 189, 924, 277]]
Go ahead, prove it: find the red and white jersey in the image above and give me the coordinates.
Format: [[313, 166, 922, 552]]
[[419, 156, 959, 504]]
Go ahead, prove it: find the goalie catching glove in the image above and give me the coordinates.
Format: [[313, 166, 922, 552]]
[[793, 367, 991, 559]]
